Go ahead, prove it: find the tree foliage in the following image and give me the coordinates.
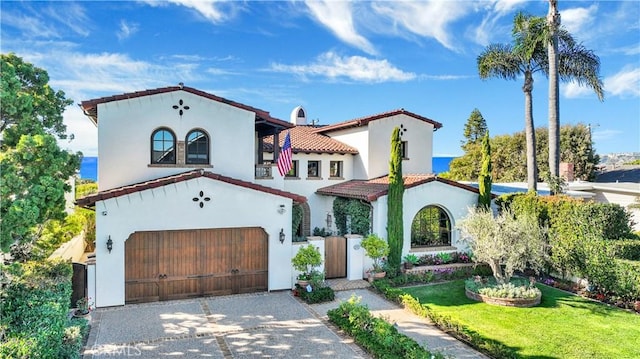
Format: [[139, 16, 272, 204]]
[[0, 54, 80, 254], [1, 53, 72, 147], [386, 127, 404, 274], [448, 124, 599, 183], [478, 132, 492, 209], [458, 207, 547, 284], [462, 108, 487, 149]]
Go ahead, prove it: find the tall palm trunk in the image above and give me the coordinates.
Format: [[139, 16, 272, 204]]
[[523, 70, 537, 192], [548, 0, 561, 190]]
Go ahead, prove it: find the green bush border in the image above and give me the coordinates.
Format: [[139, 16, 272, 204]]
[[327, 296, 445, 359], [0, 259, 87, 359]]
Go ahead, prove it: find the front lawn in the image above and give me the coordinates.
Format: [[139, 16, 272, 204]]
[[404, 280, 640, 359]]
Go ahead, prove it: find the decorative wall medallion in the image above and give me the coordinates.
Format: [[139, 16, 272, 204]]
[[192, 191, 211, 208], [172, 99, 190, 117], [399, 124, 408, 137]]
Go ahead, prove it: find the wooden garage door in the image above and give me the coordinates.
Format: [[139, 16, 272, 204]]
[[125, 227, 268, 303]]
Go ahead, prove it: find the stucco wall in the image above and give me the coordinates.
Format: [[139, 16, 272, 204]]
[[94, 176, 292, 307], [369, 181, 477, 266], [97, 90, 256, 190], [367, 114, 434, 178], [323, 127, 369, 179]]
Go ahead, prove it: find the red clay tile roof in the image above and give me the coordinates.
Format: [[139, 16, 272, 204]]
[[263, 126, 358, 154], [79, 85, 293, 129], [316, 175, 481, 201], [76, 169, 306, 208], [313, 109, 443, 134]]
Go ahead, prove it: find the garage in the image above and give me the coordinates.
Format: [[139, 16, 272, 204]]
[[124, 227, 268, 303]]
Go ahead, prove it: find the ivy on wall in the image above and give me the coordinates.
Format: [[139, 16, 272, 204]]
[[292, 203, 303, 236], [332, 197, 371, 236]]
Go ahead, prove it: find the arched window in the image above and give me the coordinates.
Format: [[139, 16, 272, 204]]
[[411, 205, 451, 247], [186, 129, 209, 164], [151, 128, 176, 164]]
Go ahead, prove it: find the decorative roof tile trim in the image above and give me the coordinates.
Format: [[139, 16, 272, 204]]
[[263, 126, 358, 154], [76, 169, 306, 208], [313, 109, 443, 134], [79, 85, 292, 129], [315, 175, 485, 202]]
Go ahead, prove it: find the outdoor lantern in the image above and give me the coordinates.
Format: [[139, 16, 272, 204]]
[[106, 236, 113, 253], [279, 228, 285, 244]]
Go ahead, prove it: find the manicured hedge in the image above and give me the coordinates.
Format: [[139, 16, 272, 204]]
[[612, 239, 640, 260], [0, 259, 87, 359], [298, 286, 335, 304]]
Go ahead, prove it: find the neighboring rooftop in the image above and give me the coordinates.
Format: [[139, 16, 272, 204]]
[[595, 165, 640, 184]]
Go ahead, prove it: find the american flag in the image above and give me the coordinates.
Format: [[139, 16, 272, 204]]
[[277, 131, 292, 176]]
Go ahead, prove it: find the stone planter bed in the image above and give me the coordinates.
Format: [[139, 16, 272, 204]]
[[465, 287, 541, 307], [405, 262, 475, 274]]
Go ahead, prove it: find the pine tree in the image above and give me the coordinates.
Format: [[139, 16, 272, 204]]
[[462, 108, 488, 150], [386, 127, 404, 274]]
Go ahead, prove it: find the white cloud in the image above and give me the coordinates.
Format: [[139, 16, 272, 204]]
[[604, 66, 640, 98], [270, 51, 415, 83], [371, 1, 473, 52], [43, 3, 91, 37], [560, 4, 597, 37], [591, 129, 622, 142], [58, 106, 98, 157], [562, 82, 593, 99], [304, 1, 376, 55], [470, 0, 528, 46], [117, 20, 139, 41], [1, 11, 60, 38]]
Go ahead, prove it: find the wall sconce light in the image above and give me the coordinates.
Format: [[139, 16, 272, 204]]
[[106, 236, 113, 253], [326, 212, 333, 229], [101, 211, 107, 216], [278, 204, 286, 214], [279, 228, 285, 244]]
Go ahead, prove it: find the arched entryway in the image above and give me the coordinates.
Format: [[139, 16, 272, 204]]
[[410, 205, 452, 248]]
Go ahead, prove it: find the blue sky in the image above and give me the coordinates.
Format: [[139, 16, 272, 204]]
[[2, 1, 638, 158]]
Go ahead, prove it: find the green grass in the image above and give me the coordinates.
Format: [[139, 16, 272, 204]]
[[404, 280, 640, 359]]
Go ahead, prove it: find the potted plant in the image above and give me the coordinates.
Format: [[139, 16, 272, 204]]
[[291, 244, 323, 287], [74, 296, 93, 318], [403, 253, 419, 269], [361, 234, 389, 279]]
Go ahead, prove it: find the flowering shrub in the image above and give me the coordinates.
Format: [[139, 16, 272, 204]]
[[418, 251, 472, 266]]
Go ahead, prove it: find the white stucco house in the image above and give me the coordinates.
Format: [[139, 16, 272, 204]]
[[77, 85, 482, 307]]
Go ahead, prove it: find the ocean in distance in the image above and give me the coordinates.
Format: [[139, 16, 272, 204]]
[[79, 156, 456, 182]]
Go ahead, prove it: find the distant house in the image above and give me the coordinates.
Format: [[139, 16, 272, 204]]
[[77, 85, 481, 307]]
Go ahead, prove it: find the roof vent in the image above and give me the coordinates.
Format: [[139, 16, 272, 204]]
[[290, 106, 307, 125]]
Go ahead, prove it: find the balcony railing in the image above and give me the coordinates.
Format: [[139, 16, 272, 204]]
[[255, 164, 273, 179]]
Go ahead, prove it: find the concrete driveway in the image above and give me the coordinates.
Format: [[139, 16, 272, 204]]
[[83, 291, 369, 358]]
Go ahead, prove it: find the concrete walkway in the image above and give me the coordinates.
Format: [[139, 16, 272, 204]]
[[82, 282, 487, 358]]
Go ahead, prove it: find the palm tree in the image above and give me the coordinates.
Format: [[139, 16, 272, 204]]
[[478, 13, 547, 192], [547, 0, 604, 192], [478, 12, 604, 192], [547, 0, 561, 190]]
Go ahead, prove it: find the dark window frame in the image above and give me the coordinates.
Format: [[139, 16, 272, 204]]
[[329, 160, 343, 178], [307, 160, 321, 178], [185, 129, 210, 165], [151, 127, 176, 164], [285, 160, 299, 178], [410, 205, 452, 247]]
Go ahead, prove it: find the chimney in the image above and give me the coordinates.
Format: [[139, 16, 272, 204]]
[[560, 162, 574, 182], [290, 106, 307, 125]]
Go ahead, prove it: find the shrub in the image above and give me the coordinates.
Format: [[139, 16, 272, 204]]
[[612, 239, 640, 260], [291, 244, 322, 278], [332, 197, 371, 236], [298, 286, 335, 304], [327, 296, 443, 359], [0, 259, 84, 359]]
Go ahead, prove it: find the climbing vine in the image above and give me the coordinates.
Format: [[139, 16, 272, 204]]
[[292, 203, 303, 237], [332, 198, 371, 236]]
